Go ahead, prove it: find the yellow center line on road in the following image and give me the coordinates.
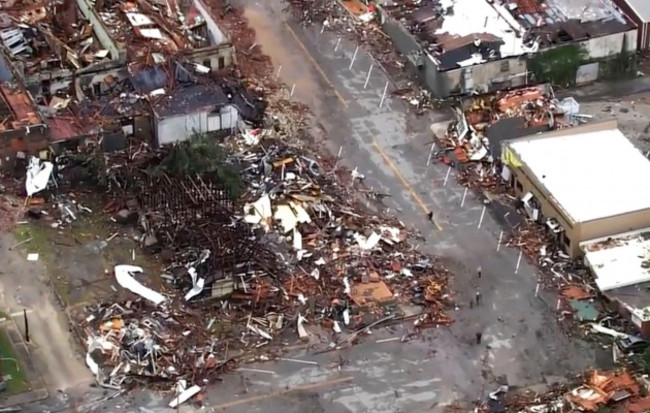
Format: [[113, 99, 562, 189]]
[[210, 376, 354, 410], [282, 21, 349, 108], [280, 22, 442, 231], [371, 140, 443, 231]]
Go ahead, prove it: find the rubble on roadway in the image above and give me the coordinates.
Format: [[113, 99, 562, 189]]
[[283, 0, 417, 94], [0, 0, 455, 400], [475, 368, 650, 413]]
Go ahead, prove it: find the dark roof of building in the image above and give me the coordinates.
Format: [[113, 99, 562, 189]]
[[436, 39, 504, 71], [130, 66, 170, 95], [152, 83, 229, 117], [130, 64, 262, 122], [385, 0, 635, 72]]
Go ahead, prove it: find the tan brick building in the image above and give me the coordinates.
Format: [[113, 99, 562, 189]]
[[501, 120, 650, 257]]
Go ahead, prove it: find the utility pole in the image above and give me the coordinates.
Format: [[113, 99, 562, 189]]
[[24, 309, 29, 343]]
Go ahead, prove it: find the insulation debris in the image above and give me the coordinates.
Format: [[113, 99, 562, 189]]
[[57, 129, 454, 393]]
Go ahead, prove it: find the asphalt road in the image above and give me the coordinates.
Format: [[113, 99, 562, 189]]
[[130, 2, 595, 412], [20, 2, 605, 412]]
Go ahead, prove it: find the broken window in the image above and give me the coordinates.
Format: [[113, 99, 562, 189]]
[[521, 192, 540, 221], [218, 56, 225, 69], [500, 60, 509, 73], [515, 180, 523, 192], [563, 233, 571, 248]]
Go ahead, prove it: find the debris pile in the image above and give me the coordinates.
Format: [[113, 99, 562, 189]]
[[505, 221, 555, 264], [566, 370, 640, 411], [479, 369, 649, 413], [283, 0, 408, 78], [435, 85, 582, 195], [391, 84, 440, 114], [83, 293, 234, 391], [67, 131, 453, 392]]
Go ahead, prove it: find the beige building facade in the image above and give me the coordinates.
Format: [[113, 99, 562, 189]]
[[501, 120, 650, 257]]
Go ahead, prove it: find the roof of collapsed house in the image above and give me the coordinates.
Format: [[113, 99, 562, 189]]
[[384, 0, 633, 71], [0, 52, 43, 131], [95, 0, 222, 61], [0, 83, 42, 129], [62, 133, 454, 391], [131, 65, 262, 120], [581, 229, 650, 293], [504, 122, 650, 224], [0, 0, 115, 73]]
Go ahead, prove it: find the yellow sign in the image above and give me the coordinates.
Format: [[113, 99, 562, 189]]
[[502, 147, 522, 168]]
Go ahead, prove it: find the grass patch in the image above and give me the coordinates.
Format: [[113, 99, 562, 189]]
[[12, 223, 68, 304], [70, 216, 162, 278], [0, 329, 29, 395], [12, 224, 53, 258], [12, 210, 163, 305]]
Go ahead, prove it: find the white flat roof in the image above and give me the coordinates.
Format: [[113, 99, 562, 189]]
[[582, 230, 650, 292], [507, 127, 650, 223]]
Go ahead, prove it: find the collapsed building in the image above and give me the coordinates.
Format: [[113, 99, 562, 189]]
[[129, 64, 262, 144], [37, 132, 454, 393], [0, 0, 242, 168], [379, 0, 637, 97], [435, 83, 581, 194]]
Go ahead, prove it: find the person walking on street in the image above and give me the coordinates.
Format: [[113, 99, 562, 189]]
[[475, 290, 481, 305], [476, 331, 482, 345], [477, 266, 482, 279]]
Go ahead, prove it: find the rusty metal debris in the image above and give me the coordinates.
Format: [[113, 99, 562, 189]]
[[473, 368, 648, 413], [0, 0, 454, 399], [48, 128, 455, 392], [283, 0, 408, 82], [435, 85, 583, 196]]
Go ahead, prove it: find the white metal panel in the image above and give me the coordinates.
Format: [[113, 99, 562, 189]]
[[207, 113, 220, 131], [626, 0, 650, 22], [220, 105, 239, 130], [576, 63, 599, 85]]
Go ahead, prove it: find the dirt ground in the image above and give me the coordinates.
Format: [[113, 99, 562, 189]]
[[576, 91, 650, 153], [0, 231, 90, 392], [0, 194, 163, 395]]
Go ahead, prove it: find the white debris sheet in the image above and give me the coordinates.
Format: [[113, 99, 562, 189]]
[[244, 194, 272, 229], [169, 383, 202, 408], [25, 156, 54, 196], [114, 265, 166, 306]]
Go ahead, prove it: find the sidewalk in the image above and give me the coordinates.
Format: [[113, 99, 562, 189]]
[[0, 317, 48, 407], [560, 77, 650, 101]]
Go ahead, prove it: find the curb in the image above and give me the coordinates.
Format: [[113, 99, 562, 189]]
[[0, 318, 49, 407], [333, 0, 398, 87]]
